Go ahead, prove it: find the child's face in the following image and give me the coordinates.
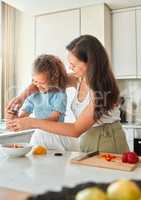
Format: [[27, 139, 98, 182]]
[[32, 72, 49, 92]]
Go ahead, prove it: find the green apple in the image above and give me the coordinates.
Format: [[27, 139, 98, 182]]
[[75, 187, 108, 200], [107, 179, 141, 200]]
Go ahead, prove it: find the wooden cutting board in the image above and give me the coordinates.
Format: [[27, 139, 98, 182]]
[[71, 152, 140, 171]]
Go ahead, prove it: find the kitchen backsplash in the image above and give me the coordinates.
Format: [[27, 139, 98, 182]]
[[118, 79, 141, 124]]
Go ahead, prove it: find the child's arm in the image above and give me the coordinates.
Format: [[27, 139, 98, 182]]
[[20, 111, 60, 121], [18, 96, 34, 118]]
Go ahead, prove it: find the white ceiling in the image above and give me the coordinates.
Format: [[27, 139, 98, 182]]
[[2, 0, 141, 15]]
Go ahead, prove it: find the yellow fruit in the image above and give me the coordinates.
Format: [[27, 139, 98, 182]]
[[33, 145, 47, 155], [75, 187, 108, 200], [107, 179, 141, 200]]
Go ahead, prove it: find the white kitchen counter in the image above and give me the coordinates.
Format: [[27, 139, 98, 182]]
[[0, 151, 140, 195]]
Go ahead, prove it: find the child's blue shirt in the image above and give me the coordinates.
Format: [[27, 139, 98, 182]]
[[21, 91, 67, 122]]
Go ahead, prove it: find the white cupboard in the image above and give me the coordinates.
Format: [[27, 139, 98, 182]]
[[112, 7, 141, 79], [81, 4, 112, 60], [112, 10, 136, 78], [35, 9, 80, 71]]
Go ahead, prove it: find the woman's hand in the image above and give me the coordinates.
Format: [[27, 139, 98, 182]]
[[7, 117, 33, 132], [6, 96, 24, 111], [5, 106, 18, 130], [5, 109, 17, 120], [6, 84, 39, 112]]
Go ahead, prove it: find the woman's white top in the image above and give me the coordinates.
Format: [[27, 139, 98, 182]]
[[71, 83, 120, 126]]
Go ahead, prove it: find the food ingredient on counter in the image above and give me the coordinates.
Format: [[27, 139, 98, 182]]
[[101, 153, 117, 161], [5, 144, 24, 148], [33, 145, 47, 155], [122, 152, 139, 164]]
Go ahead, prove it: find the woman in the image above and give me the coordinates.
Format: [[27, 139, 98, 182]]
[[7, 35, 129, 153]]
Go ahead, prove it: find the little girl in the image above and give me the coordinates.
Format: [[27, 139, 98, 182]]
[[7, 54, 68, 150]]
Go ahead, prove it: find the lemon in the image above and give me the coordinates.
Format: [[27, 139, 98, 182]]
[[75, 187, 108, 200]]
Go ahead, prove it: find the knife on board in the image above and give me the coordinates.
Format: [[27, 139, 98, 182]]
[[72, 151, 99, 161]]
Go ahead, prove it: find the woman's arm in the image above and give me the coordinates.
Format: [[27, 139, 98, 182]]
[[8, 101, 95, 137], [7, 111, 62, 131]]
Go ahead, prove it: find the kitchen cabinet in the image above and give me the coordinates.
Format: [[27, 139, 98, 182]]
[[35, 4, 111, 68], [81, 4, 112, 60], [35, 9, 80, 70], [112, 7, 141, 79], [112, 10, 136, 78]]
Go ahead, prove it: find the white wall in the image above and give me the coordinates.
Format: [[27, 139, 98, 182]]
[[14, 10, 34, 95]]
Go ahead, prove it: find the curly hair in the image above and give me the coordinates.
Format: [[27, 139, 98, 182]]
[[33, 54, 68, 91]]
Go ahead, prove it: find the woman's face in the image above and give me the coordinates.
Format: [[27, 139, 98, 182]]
[[67, 51, 87, 78], [32, 72, 48, 92]]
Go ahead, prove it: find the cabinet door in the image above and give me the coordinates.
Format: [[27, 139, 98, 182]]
[[81, 5, 105, 44], [112, 11, 136, 78], [123, 128, 134, 151], [35, 9, 80, 71], [81, 5, 111, 59], [136, 9, 141, 77], [35, 10, 80, 122]]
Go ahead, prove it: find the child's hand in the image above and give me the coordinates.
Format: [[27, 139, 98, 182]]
[[6, 118, 16, 131], [7, 117, 32, 131]]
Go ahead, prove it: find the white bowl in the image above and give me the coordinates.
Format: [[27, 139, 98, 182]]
[[0, 143, 32, 158]]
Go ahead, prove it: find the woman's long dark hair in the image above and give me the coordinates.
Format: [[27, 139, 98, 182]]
[[66, 35, 120, 122]]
